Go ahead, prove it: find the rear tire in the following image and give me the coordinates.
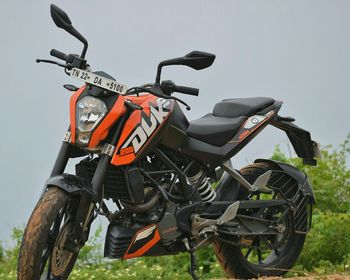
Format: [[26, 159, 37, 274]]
[[17, 187, 79, 280], [214, 162, 306, 279]]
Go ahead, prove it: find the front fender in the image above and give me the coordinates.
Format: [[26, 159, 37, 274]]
[[254, 159, 316, 204], [43, 174, 94, 198]]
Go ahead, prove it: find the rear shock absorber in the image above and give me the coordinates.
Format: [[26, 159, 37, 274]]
[[187, 169, 216, 202]]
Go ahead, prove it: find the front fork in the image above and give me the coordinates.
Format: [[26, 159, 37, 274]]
[[47, 108, 132, 249]]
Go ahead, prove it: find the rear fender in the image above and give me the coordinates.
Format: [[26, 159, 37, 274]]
[[43, 174, 94, 198], [254, 159, 316, 204], [215, 159, 315, 233], [216, 159, 316, 203], [271, 117, 320, 166]]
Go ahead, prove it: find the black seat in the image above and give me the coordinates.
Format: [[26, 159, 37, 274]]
[[213, 97, 275, 118], [187, 114, 246, 146], [187, 97, 275, 146]]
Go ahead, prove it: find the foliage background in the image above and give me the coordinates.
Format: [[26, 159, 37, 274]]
[[1, 136, 349, 279]]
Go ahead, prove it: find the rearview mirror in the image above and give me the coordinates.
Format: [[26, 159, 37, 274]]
[[50, 4, 89, 59], [182, 51, 216, 70], [51, 4, 72, 30], [155, 50, 216, 83]]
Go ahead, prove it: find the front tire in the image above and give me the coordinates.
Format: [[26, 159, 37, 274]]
[[18, 187, 80, 280], [214, 162, 307, 279]]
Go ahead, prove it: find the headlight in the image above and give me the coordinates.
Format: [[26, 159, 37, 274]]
[[76, 96, 108, 145]]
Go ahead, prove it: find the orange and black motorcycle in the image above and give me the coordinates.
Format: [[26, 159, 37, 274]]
[[18, 5, 320, 280]]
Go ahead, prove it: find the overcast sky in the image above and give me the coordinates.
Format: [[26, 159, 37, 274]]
[[0, 0, 349, 242]]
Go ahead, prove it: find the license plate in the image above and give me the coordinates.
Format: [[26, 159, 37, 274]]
[[67, 67, 128, 95]]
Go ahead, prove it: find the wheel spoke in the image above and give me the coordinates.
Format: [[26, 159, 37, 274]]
[[244, 247, 253, 259], [272, 191, 277, 199], [238, 170, 297, 269], [40, 205, 68, 279], [46, 256, 52, 279], [52, 206, 66, 234], [256, 237, 263, 264], [40, 249, 50, 275], [257, 248, 263, 264]]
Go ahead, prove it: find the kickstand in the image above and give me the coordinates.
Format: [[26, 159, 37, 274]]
[[188, 240, 199, 280], [190, 250, 199, 280]]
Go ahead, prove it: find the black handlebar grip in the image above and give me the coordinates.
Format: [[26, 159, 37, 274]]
[[174, 85, 199, 96], [50, 49, 68, 61]]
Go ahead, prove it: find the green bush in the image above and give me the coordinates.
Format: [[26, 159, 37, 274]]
[[297, 212, 350, 270], [75, 242, 223, 280], [77, 226, 103, 266], [1, 214, 350, 279], [272, 134, 350, 213], [0, 138, 349, 279], [0, 242, 3, 262], [0, 227, 23, 280]]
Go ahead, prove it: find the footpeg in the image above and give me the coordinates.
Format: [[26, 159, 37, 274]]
[[253, 170, 273, 193], [217, 201, 240, 225], [221, 161, 273, 193], [191, 201, 240, 236]]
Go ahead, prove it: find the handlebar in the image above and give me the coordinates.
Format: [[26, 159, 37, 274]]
[[173, 85, 199, 96], [50, 49, 68, 61], [127, 81, 198, 111], [39, 50, 197, 110], [160, 80, 199, 96], [42, 49, 87, 69]]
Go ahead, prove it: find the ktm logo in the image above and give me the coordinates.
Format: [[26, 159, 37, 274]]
[[120, 98, 170, 154]]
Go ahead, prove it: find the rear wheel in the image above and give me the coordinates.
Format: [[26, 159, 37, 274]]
[[18, 187, 83, 280], [214, 162, 307, 279]]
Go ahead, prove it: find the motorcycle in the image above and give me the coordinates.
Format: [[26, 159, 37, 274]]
[[18, 4, 320, 280]]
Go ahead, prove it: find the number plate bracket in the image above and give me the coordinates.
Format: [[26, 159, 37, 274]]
[[67, 67, 128, 95]]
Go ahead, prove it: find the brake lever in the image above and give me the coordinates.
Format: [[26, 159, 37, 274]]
[[146, 86, 191, 110], [126, 86, 191, 110], [168, 95, 191, 110], [36, 58, 67, 68]]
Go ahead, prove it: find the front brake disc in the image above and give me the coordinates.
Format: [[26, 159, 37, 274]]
[[51, 222, 75, 276]]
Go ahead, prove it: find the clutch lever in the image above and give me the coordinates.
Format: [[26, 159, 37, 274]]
[[36, 58, 67, 68]]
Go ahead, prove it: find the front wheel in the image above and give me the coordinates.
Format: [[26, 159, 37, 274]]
[[18, 187, 84, 280], [214, 162, 308, 279]]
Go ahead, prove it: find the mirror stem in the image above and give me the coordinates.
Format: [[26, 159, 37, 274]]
[[81, 43, 88, 59], [67, 26, 88, 59], [155, 58, 184, 84], [155, 63, 163, 84]]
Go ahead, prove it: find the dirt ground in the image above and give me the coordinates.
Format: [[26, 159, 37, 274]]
[[261, 275, 350, 280], [215, 275, 350, 280]]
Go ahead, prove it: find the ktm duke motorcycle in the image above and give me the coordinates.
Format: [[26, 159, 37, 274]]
[[18, 4, 320, 280]]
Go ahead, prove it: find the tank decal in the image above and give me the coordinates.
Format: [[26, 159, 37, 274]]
[[111, 97, 173, 166]]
